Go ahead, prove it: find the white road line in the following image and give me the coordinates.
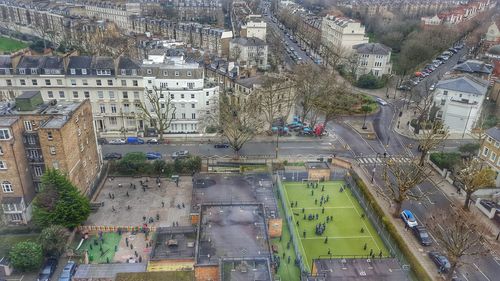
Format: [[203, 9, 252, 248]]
[[303, 235, 373, 240], [494, 257, 500, 266], [291, 206, 354, 210], [367, 158, 374, 163], [358, 158, 366, 164], [473, 263, 491, 281], [461, 272, 470, 281]]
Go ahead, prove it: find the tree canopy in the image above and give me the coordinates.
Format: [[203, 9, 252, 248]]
[[38, 225, 69, 256], [9, 241, 43, 272]]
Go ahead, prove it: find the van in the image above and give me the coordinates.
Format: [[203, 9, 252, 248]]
[[127, 137, 145, 144]]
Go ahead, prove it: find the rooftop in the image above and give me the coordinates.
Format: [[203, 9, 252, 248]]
[[230, 37, 267, 47], [486, 127, 500, 142], [309, 258, 409, 281], [305, 162, 330, 170], [353, 43, 391, 55], [115, 271, 195, 281], [73, 263, 147, 279], [436, 75, 488, 95], [221, 258, 272, 281], [196, 204, 271, 265], [452, 60, 493, 74], [150, 226, 197, 261], [191, 173, 277, 217]]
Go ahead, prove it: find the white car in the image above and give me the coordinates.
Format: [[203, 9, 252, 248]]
[[376, 98, 388, 106], [400, 210, 418, 228], [109, 138, 126, 145], [429, 83, 436, 91]]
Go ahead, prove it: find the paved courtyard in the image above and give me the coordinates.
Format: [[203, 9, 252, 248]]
[[86, 176, 193, 227]]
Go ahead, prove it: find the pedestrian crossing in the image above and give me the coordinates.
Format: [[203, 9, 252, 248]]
[[357, 155, 412, 165]]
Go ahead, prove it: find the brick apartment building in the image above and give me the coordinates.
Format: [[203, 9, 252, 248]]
[[0, 93, 101, 224]]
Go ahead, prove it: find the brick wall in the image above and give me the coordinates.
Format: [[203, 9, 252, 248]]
[[307, 169, 330, 181], [194, 265, 219, 281]]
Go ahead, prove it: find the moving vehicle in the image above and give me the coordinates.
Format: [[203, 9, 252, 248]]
[[214, 142, 230, 148], [400, 210, 418, 228], [58, 261, 77, 281], [127, 137, 145, 144], [146, 138, 159, 144], [428, 251, 451, 272], [109, 138, 126, 145], [376, 98, 388, 106], [103, 153, 122, 160], [411, 225, 432, 246], [37, 258, 58, 281], [146, 152, 162, 160], [429, 83, 436, 91], [172, 150, 189, 159]]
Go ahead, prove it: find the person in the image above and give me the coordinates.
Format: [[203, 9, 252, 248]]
[[315, 199, 317, 205], [295, 201, 298, 207], [322, 207, 325, 214], [324, 237, 328, 244], [126, 191, 129, 197], [162, 201, 165, 208], [182, 203, 185, 208], [303, 231, 306, 238], [112, 206, 116, 212], [296, 221, 299, 226], [302, 208, 305, 213], [328, 248, 331, 255], [322, 185, 325, 191]]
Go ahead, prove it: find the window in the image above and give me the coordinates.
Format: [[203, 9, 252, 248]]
[[70, 68, 76, 75], [0, 146, 3, 155], [133, 80, 138, 86], [172, 113, 176, 119], [111, 104, 117, 113], [82, 79, 88, 86], [19, 69, 25, 74], [34, 166, 43, 177], [73, 91, 79, 98], [107, 80, 113, 86], [187, 82, 194, 89], [123, 92, 128, 99], [30, 68, 37, 74], [45, 79, 51, 86], [121, 69, 126, 75], [192, 113, 196, 119], [98, 91, 104, 99], [52, 161, 59, 170], [187, 71, 192, 76], [1, 181, 13, 193], [109, 91, 115, 100], [96, 80, 102, 86], [134, 92, 139, 100], [483, 147, 490, 157], [0, 129, 11, 140], [495, 141, 500, 148], [170, 94, 174, 99], [147, 69, 152, 74], [0, 160, 6, 170], [20, 79, 25, 86], [32, 79, 38, 86], [47, 132, 53, 140], [109, 117, 117, 125], [121, 80, 126, 86], [206, 101, 209, 106], [47, 91, 53, 98], [182, 113, 186, 119], [206, 91, 209, 96], [175, 71, 179, 76], [181, 94, 185, 99], [82, 69, 87, 75], [84, 91, 90, 98], [443, 91, 448, 96], [163, 71, 168, 76], [96, 69, 111, 75], [100, 104, 106, 113], [71, 79, 76, 86], [123, 103, 130, 112], [57, 79, 62, 85], [148, 80, 152, 84], [131, 69, 137, 75], [24, 121, 32, 131], [59, 91, 65, 98], [491, 152, 497, 162], [488, 137, 493, 143], [190, 94, 195, 99], [191, 104, 195, 108], [49, 146, 56, 155]]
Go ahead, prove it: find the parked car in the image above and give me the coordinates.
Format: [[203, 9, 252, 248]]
[[37, 258, 58, 281], [214, 142, 230, 148], [400, 209, 418, 228], [97, 138, 108, 145], [58, 261, 77, 281], [172, 150, 189, 159], [126, 137, 145, 144], [428, 251, 451, 273], [146, 138, 159, 144], [376, 98, 388, 106], [146, 152, 162, 160], [109, 138, 126, 145], [411, 225, 432, 246], [103, 153, 122, 160], [429, 83, 436, 91]]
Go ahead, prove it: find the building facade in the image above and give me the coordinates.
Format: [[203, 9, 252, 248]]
[[434, 76, 488, 134], [352, 43, 392, 78], [229, 37, 269, 69], [241, 16, 267, 41], [320, 15, 369, 54], [479, 127, 500, 188], [0, 94, 100, 225]]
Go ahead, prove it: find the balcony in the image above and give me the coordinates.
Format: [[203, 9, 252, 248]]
[[27, 156, 44, 164]]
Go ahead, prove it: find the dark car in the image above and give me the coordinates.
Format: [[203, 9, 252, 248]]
[[428, 251, 451, 273], [58, 261, 77, 281], [411, 225, 432, 246], [37, 258, 58, 281], [146, 152, 162, 160], [97, 138, 108, 145], [103, 153, 122, 160], [214, 142, 229, 148], [146, 138, 159, 144]]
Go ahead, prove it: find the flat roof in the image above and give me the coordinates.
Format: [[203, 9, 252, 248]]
[[196, 204, 271, 265], [150, 226, 197, 260], [221, 258, 272, 281], [115, 271, 195, 281], [191, 173, 277, 218], [74, 263, 147, 279], [309, 258, 409, 281]]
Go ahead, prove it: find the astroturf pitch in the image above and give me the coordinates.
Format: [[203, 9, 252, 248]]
[[282, 181, 389, 270]]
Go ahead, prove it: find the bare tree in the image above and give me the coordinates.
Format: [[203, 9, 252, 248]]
[[229, 44, 242, 62], [427, 208, 491, 280], [313, 81, 357, 130], [267, 28, 286, 70], [416, 120, 449, 166], [292, 64, 329, 126], [320, 42, 350, 69], [137, 86, 176, 141], [455, 158, 495, 210]]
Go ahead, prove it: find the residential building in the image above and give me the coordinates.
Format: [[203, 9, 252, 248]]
[[171, 0, 224, 26], [81, 0, 141, 32], [0, 93, 100, 224], [240, 15, 267, 41], [320, 15, 369, 54], [486, 21, 500, 43], [479, 127, 500, 187], [229, 37, 269, 69], [450, 60, 493, 80], [433, 76, 489, 134], [141, 52, 219, 134], [0, 54, 145, 137], [352, 43, 392, 78]]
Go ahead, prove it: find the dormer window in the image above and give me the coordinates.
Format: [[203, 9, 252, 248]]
[[19, 69, 25, 74], [187, 71, 192, 77], [147, 69, 152, 74], [30, 68, 37, 74], [163, 71, 168, 76], [131, 69, 137, 75], [175, 71, 179, 76], [82, 69, 87, 75], [70, 69, 76, 75], [121, 69, 126, 75], [96, 69, 111, 75]]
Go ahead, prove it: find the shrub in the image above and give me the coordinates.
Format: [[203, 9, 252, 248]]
[[110, 156, 202, 176], [356, 73, 386, 89], [429, 152, 461, 171], [9, 241, 43, 272]]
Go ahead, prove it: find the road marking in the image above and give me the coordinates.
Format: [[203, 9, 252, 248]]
[[494, 257, 500, 266], [461, 272, 470, 281], [473, 263, 491, 281], [291, 206, 355, 210], [302, 235, 373, 240]]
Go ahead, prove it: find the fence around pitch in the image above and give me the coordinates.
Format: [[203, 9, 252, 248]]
[[78, 225, 157, 233]]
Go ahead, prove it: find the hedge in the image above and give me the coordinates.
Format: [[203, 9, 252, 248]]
[[109, 154, 202, 176], [350, 171, 432, 281], [429, 152, 461, 171]]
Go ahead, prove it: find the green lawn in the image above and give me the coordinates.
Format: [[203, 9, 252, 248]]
[[0, 36, 27, 53], [77, 232, 121, 263], [0, 234, 39, 257], [282, 181, 389, 271]]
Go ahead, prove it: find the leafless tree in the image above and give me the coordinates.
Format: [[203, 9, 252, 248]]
[[229, 44, 242, 62], [416, 121, 449, 166], [455, 158, 495, 210], [267, 27, 286, 70], [313, 81, 357, 129], [137, 86, 176, 141], [427, 208, 491, 280], [292, 64, 327, 126], [320, 42, 350, 70]]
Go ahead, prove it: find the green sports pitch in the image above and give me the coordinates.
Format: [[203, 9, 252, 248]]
[[281, 181, 389, 270]]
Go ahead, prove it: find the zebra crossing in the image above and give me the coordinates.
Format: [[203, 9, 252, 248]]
[[356, 155, 412, 165]]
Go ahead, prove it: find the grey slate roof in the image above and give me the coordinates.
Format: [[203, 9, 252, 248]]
[[17, 91, 40, 99], [91, 56, 114, 69], [353, 43, 391, 55], [231, 37, 267, 47], [453, 60, 493, 74], [486, 127, 500, 142], [17, 56, 46, 69], [488, 45, 500, 56], [67, 56, 92, 69], [436, 76, 488, 95], [42, 56, 64, 69], [118, 57, 140, 69], [0, 55, 12, 68]]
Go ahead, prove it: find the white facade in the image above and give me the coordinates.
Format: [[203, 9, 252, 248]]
[[242, 16, 267, 41], [321, 15, 369, 54], [353, 43, 392, 78], [434, 76, 488, 133], [229, 38, 269, 69], [85, 2, 140, 31]]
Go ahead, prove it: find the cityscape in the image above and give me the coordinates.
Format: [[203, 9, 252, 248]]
[[0, 0, 499, 281]]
